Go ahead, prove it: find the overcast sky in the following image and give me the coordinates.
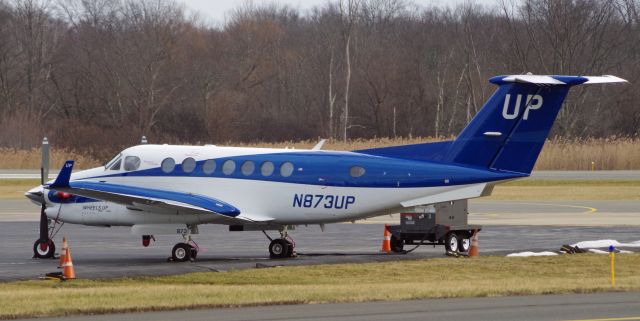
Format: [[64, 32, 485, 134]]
[[177, 0, 498, 26]]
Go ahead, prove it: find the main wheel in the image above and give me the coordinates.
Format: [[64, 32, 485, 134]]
[[269, 239, 290, 259], [458, 237, 471, 253], [390, 235, 404, 253], [33, 239, 55, 259], [444, 233, 459, 253], [172, 243, 192, 262], [284, 239, 295, 257]]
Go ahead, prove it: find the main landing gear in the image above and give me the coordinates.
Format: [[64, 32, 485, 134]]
[[171, 243, 198, 262], [265, 228, 296, 259], [171, 227, 199, 262]]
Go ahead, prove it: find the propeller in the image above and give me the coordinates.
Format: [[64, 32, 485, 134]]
[[39, 137, 49, 247]]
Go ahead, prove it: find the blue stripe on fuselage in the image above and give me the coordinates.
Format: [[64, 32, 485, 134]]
[[79, 151, 526, 188]]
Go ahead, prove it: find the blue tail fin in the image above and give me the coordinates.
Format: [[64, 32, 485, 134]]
[[357, 75, 626, 174]]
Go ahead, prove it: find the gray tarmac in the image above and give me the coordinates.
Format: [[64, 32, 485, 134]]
[[1, 195, 639, 282], [1, 219, 639, 281], [16, 292, 640, 321]]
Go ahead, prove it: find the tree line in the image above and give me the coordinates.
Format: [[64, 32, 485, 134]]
[[0, 0, 638, 159]]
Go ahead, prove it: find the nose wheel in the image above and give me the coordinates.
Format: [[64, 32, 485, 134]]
[[33, 238, 56, 259]]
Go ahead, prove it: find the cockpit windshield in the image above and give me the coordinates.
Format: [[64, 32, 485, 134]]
[[104, 153, 122, 169]]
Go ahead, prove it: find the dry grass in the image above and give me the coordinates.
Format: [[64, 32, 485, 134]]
[[0, 148, 100, 170], [1, 137, 639, 170], [0, 179, 40, 200], [535, 137, 640, 171], [0, 254, 638, 319]]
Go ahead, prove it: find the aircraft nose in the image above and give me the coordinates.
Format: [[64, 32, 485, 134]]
[[25, 185, 45, 204]]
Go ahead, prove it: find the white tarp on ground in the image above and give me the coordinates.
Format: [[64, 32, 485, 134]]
[[506, 251, 558, 257], [588, 248, 634, 254], [571, 239, 640, 249]]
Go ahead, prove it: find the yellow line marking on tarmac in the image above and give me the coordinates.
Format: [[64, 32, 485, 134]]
[[517, 202, 598, 214], [561, 316, 640, 321], [470, 202, 598, 215]]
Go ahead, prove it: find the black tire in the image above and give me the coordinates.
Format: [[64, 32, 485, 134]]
[[444, 233, 459, 253], [269, 239, 290, 259], [172, 243, 192, 262], [284, 239, 294, 257], [390, 235, 404, 253], [33, 239, 55, 259], [458, 237, 471, 253], [190, 245, 198, 259]]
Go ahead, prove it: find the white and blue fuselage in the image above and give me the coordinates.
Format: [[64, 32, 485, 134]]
[[34, 144, 520, 227]]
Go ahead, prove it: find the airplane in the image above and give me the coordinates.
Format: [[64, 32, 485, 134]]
[[25, 74, 627, 261]]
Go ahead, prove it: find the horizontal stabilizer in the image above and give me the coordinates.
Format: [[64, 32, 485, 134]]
[[491, 74, 628, 86]]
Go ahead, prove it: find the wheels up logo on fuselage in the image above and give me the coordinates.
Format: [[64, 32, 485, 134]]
[[502, 94, 543, 120]]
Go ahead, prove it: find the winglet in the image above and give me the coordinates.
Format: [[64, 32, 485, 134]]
[[48, 160, 74, 188]]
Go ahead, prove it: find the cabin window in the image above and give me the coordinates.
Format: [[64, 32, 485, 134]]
[[161, 157, 175, 173], [241, 161, 255, 176], [124, 156, 141, 171], [260, 161, 274, 176], [280, 162, 294, 177], [182, 157, 196, 173], [349, 166, 366, 178], [202, 159, 216, 174], [222, 160, 236, 175]]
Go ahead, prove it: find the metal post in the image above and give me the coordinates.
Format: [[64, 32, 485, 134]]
[[609, 245, 615, 287]]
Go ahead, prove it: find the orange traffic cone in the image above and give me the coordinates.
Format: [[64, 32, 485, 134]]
[[469, 229, 479, 258], [61, 246, 76, 280], [58, 237, 68, 268], [381, 224, 391, 253]]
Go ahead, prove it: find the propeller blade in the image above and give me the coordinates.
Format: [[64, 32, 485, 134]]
[[39, 137, 49, 242], [41, 137, 49, 186]]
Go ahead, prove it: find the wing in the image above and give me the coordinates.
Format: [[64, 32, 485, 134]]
[[48, 161, 243, 219]]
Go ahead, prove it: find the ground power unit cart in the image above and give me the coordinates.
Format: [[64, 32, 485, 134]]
[[386, 200, 481, 254]]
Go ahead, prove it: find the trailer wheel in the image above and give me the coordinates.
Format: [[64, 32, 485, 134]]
[[458, 237, 470, 252], [390, 235, 404, 253], [444, 233, 459, 253]]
